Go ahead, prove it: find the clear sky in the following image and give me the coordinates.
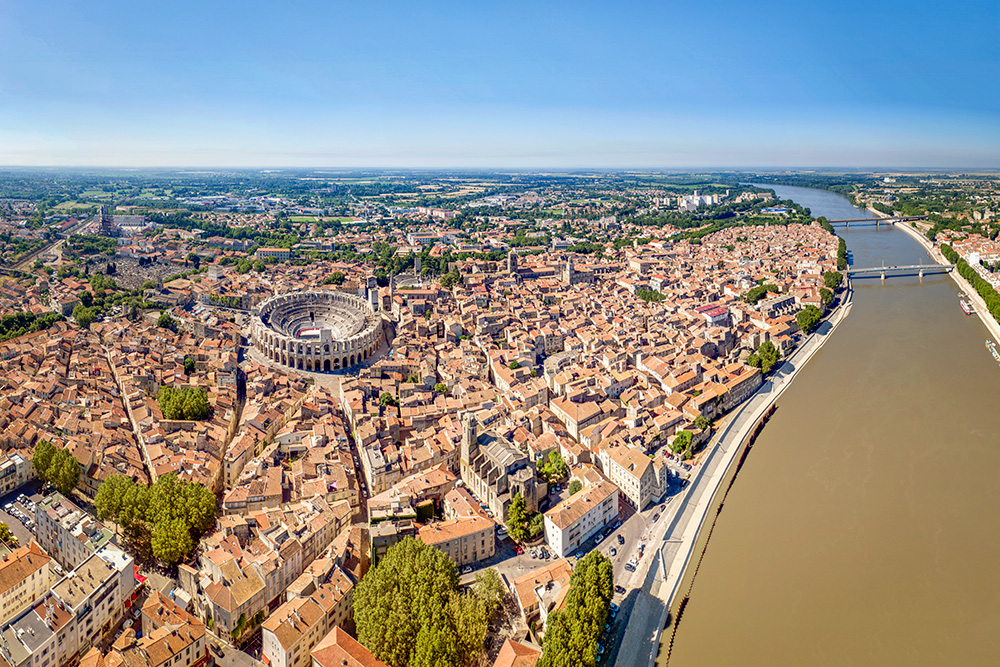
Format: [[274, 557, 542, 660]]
[[0, 0, 997, 168]]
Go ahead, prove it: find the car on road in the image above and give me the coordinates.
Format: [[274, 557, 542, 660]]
[[514, 545, 523, 554], [497, 528, 507, 539], [617, 534, 625, 545], [653, 513, 659, 521], [624, 562, 636, 572], [612, 519, 621, 529], [614, 585, 626, 595], [461, 566, 472, 574], [530, 548, 538, 559], [609, 547, 616, 557]]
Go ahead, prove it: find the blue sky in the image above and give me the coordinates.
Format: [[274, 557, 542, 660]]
[[0, 0, 997, 167]]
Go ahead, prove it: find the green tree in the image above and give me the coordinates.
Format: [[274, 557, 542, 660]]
[[508, 360, 521, 370], [749, 340, 781, 374], [0, 523, 17, 546], [157, 311, 175, 330], [32, 440, 56, 480], [537, 551, 614, 667], [539, 450, 568, 482], [53, 449, 80, 495], [151, 517, 193, 566], [379, 392, 398, 407], [568, 479, 582, 495], [694, 415, 711, 431], [158, 386, 210, 420], [79, 291, 93, 308], [186, 252, 201, 268], [95, 474, 133, 524], [322, 271, 345, 285], [671, 430, 693, 456], [820, 287, 834, 306], [433, 383, 448, 394], [73, 304, 95, 329], [507, 492, 528, 541], [823, 270, 844, 289], [184, 356, 196, 375], [354, 538, 460, 667], [796, 305, 823, 334]]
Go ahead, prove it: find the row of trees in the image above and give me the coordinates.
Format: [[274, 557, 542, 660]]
[[537, 551, 614, 667], [94, 473, 216, 566], [353, 538, 506, 667], [32, 440, 80, 495], [0, 311, 64, 342], [157, 386, 210, 420], [942, 244, 1000, 324], [837, 238, 848, 270]]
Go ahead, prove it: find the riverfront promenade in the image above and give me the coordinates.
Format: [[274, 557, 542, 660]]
[[893, 217, 1000, 343], [612, 288, 854, 667]]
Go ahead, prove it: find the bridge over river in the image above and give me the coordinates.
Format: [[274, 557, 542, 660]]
[[846, 263, 954, 279], [827, 215, 927, 227]]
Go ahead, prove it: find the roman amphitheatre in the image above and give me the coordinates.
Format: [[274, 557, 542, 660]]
[[250, 290, 383, 372]]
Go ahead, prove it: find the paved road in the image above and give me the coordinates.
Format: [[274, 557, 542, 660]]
[[612, 289, 855, 667]]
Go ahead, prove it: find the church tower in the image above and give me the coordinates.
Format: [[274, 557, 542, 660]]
[[461, 412, 478, 466]]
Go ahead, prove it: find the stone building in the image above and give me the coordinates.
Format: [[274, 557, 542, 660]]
[[459, 413, 543, 526]]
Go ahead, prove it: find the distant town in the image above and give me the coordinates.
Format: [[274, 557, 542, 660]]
[[0, 168, 995, 667]]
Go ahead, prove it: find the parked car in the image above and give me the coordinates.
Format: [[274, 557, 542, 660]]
[[614, 585, 626, 595], [624, 562, 635, 572], [617, 534, 625, 545], [461, 566, 472, 574], [609, 547, 617, 557], [514, 545, 523, 554], [653, 513, 660, 522]]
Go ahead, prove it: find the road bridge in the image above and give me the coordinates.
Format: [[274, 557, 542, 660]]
[[827, 215, 927, 227], [846, 263, 954, 280]]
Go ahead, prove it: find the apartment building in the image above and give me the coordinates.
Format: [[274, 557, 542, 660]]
[[262, 566, 355, 667], [34, 493, 115, 570], [601, 446, 668, 511], [310, 627, 388, 667], [0, 543, 51, 625], [416, 515, 496, 567], [0, 454, 35, 496], [543, 478, 619, 558]]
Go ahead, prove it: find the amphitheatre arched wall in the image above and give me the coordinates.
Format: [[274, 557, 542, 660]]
[[251, 290, 382, 372]]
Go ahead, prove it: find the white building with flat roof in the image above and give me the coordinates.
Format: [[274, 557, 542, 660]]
[[543, 478, 619, 558]]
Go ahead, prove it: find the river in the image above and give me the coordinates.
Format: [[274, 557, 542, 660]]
[[665, 185, 1000, 666]]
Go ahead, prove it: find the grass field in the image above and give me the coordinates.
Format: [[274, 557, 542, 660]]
[[290, 216, 317, 222]]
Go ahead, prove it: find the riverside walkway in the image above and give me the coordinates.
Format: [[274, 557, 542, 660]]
[[612, 289, 854, 667]]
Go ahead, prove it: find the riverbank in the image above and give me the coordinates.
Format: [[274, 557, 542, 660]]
[[894, 217, 1000, 343], [613, 286, 854, 667]]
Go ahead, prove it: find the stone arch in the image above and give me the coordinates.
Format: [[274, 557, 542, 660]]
[[324, 359, 331, 372]]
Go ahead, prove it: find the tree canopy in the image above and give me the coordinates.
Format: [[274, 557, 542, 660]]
[[747, 339, 781, 374], [539, 450, 568, 482], [95, 473, 216, 566], [33, 440, 80, 495], [158, 385, 210, 420], [507, 492, 528, 542], [823, 270, 844, 289], [796, 305, 823, 334], [537, 551, 614, 667], [353, 537, 505, 667]]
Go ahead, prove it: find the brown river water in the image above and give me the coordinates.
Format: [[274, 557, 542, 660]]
[[664, 185, 1000, 666]]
